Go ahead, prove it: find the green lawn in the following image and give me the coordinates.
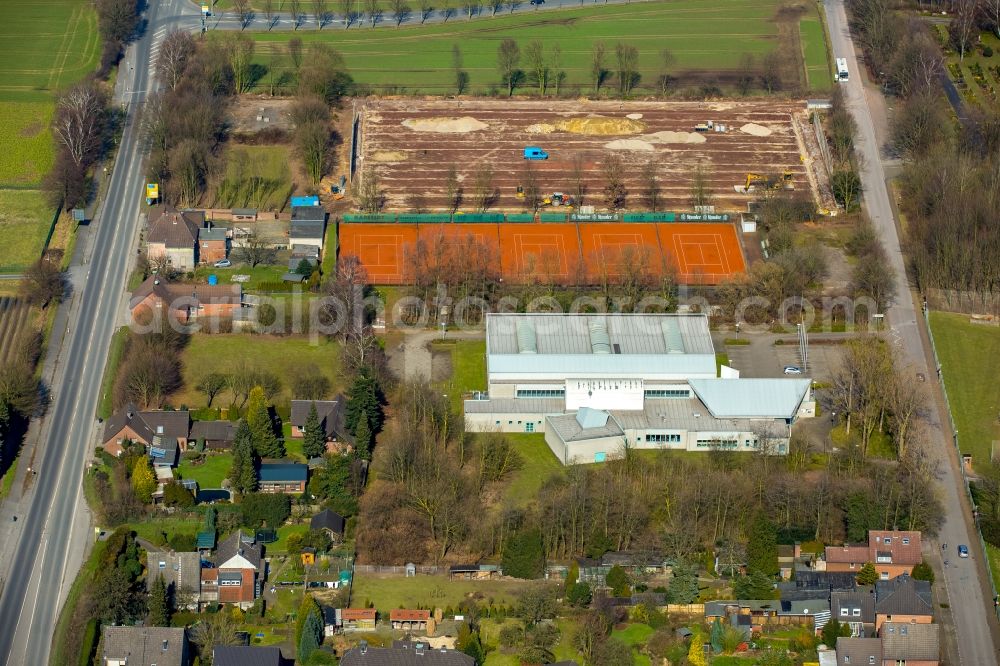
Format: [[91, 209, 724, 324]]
[[987, 543, 1000, 592], [247, 0, 823, 95], [351, 573, 538, 612], [434, 337, 486, 411], [213, 144, 295, 211], [321, 222, 338, 275], [192, 262, 290, 290], [929, 311, 1000, 470], [612, 623, 654, 647], [178, 452, 234, 489], [0, 189, 55, 272], [174, 334, 342, 410], [270, 522, 310, 553], [800, 11, 832, 92], [0, 102, 56, 186], [502, 433, 563, 507], [97, 327, 130, 420]]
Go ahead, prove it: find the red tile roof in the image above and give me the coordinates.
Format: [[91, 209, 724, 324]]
[[341, 608, 377, 621], [390, 609, 431, 621], [825, 530, 922, 565]]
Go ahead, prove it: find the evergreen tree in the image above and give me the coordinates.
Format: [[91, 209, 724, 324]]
[[459, 630, 485, 665], [344, 371, 383, 437], [298, 607, 324, 663], [501, 527, 545, 579], [302, 402, 327, 459], [295, 594, 322, 648], [147, 574, 171, 626], [667, 562, 700, 604], [821, 618, 851, 648], [710, 617, 724, 653], [911, 560, 935, 584], [747, 514, 779, 576], [131, 456, 156, 504], [605, 565, 631, 597], [567, 581, 592, 607], [856, 562, 878, 585], [688, 629, 708, 666], [230, 420, 258, 495], [564, 560, 580, 597], [246, 386, 284, 458], [353, 417, 372, 460]]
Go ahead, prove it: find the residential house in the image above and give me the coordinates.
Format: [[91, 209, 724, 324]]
[[324, 607, 377, 634], [781, 569, 859, 600], [880, 622, 940, 666], [310, 508, 346, 539], [831, 586, 875, 638], [146, 550, 201, 609], [777, 544, 800, 581], [189, 420, 237, 450], [149, 438, 180, 468], [825, 530, 922, 580], [289, 206, 327, 251], [704, 599, 830, 634], [835, 637, 882, 666], [130, 276, 244, 324], [201, 530, 263, 609], [874, 575, 933, 632], [102, 404, 190, 457], [259, 462, 308, 494], [576, 551, 671, 587], [390, 609, 434, 633], [147, 205, 203, 270], [340, 641, 473, 666], [198, 223, 228, 265], [213, 645, 283, 666], [290, 399, 340, 441], [101, 626, 189, 666]]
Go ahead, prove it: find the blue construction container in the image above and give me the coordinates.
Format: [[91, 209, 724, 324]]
[[291, 195, 320, 207], [207, 274, 218, 286]]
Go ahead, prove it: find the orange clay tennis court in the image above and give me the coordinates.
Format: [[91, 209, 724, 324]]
[[338, 222, 746, 285]]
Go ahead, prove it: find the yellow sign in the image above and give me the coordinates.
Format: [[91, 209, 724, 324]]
[[146, 183, 159, 199]]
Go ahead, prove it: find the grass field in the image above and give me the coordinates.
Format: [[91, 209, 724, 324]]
[[97, 327, 129, 420], [928, 311, 1000, 469], [800, 11, 832, 92], [503, 433, 563, 505], [351, 573, 537, 611], [0, 189, 56, 272], [213, 144, 295, 211], [174, 334, 343, 410], [249, 0, 830, 95], [178, 452, 234, 489], [0, 102, 56, 186], [433, 337, 486, 411]]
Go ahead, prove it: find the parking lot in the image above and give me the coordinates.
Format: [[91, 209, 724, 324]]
[[716, 332, 848, 382]]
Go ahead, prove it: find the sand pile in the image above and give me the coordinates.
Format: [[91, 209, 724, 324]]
[[370, 150, 408, 162], [641, 131, 706, 144], [604, 139, 655, 151], [740, 123, 772, 137], [528, 116, 647, 135], [402, 117, 488, 133], [626, 113, 644, 120]]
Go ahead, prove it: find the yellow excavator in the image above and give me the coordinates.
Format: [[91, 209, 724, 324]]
[[736, 171, 795, 194]]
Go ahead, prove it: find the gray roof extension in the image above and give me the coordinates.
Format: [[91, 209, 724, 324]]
[[875, 575, 932, 617], [880, 622, 939, 661], [146, 551, 201, 597], [835, 637, 881, 666], [102, 626, 188, 666], [831, 586, 875, 624], [340, 642, 475, 666], [548, 411, 624, 443], [213, 645, 282, 666], [688, 378, 812, 419]]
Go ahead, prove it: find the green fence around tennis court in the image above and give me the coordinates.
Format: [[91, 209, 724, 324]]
[[341, 211, 732, 224]]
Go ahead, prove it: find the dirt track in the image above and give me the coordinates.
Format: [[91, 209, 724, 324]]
[[357, 98, 828, 212]]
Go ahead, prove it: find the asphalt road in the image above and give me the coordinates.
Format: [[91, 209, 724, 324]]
[[0, 0, 198, 662], [824, 0, 999, 662]]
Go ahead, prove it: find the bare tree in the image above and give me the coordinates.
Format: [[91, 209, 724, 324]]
[[615, 42, 639, 97], [53, 81, 108, 168], [658, 48, 675, 96], [390, 0, 411, 26], [949, 0, 979, 62], [760, 51, 781, 93], [640, 158, 661, 211], [525, 40, 547, 95], [497, 38, 520, 96], [452, 44, 468, 94], [602, 155, 626, 211], [295, 119, 330, 183], [689, 165, 713, 207], [168, 139, 207, 206], [591, 41, 607, 93], [232, 0, 253, 29], [520, 162, 541, 212], [157, 30, 194, 90], [234, 229, 277, 267], [223, 33, 255, 93], [366, 0, 381, 26], [551, 44, 565, 96], [322, 254, 370, 339], [290, 0, 303, 28], [571, 154, 587, 205], [473, 164, 496, 211], [338, 0, 353, 25], [736, 53, 756, 95], [263, 0, 275, 27], [312, 0, 328, 27], [445, 164, 462, 213], [20, 255, 66, 308], [419, 0, 434, 22], [358, 165, 384, 212], [288, 37, 303, 70]]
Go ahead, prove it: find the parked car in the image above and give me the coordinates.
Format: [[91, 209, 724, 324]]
[[214, 259, 232, 268], [783, 365, 802, 375], [958, 544, 970, 558], [530, 0, 544, 5]]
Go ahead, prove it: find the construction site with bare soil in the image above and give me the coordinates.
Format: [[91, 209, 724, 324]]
[[353, 98, 833, 213]]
